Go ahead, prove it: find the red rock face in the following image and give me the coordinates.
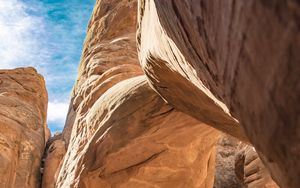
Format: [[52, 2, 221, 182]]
[[137, 0, 300, 187], [0, 67, 48, 188]]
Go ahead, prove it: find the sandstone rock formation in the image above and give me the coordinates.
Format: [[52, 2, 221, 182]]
[[48, 0, 220, 187], [235, 145, 279, 188], [39, 0, 299, 187], [137, 1, 300, 187], [42, 134, 66, 188], [0, 67, 48, 188], [57, 76, 219, 188]]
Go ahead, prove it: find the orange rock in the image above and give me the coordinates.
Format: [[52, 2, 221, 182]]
[[0, 67, 48, 188], [42, 138, 66, 188], [57, 76, 219, 188], [53, 0, 220, 187]]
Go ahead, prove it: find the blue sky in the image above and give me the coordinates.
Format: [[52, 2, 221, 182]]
[[0, 0, 95, 133]]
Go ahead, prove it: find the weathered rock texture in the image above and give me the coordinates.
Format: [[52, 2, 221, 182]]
[[42, 133, 66, 188], [52, 0, 220, 187], [137, 1, 300, 187], [58, 76, 219, 188], [213, 135, 242, 188], [0, 67, 48, 188], [214, 135, 280, 188], [235, 145, 279, 188]]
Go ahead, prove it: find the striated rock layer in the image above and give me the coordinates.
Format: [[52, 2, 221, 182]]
[[235, 145, 279, 188], [0, 67, 48, 188], [137, 0, 300, 187], [52, 0, 220, 187]]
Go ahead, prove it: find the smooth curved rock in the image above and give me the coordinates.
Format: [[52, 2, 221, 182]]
[[52, 0, 221, 187], [61, 0, 143, 147], [57, 76, 219, 188], [0, 67, 48, 188], [137, 1, 300, 187]]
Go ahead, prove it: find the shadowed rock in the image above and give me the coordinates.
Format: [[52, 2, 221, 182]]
[[137, 1, 300, 187], [235, 145, 279, 188]]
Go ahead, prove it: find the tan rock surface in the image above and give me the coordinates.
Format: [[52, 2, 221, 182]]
[[0, 67, 48, 188], [57, 76, 219, 188], [61, 0, 143, 147], [137, 0, 300, 187], [53, 0, 220, 187], [42, 134, 66, 188]]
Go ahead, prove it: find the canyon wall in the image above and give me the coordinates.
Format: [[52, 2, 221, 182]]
[[0, 67, 49, 188], [137, 0, 299, 187], [0, 0, 297, 187], [51, 0, 219, 187], [41, 0, 298, 187]]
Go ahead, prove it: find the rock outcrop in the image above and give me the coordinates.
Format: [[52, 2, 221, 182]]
[[57, 76, 219, 188], [42, 134, 66, 188], [49, 0, 220, 187], [39, 0, 299, 187], [235, 145, 279, 188], [0, 67, 48, 188], [137, 1, 300, 187]]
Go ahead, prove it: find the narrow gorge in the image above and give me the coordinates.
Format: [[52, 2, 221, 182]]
[[0, 0, 299, 188]]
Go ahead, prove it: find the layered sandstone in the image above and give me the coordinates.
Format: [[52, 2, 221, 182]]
[[235, 145, 279, 188], [137, 1, 300, 187], [0, 67, 48, 188], [214, 136, 279, 188], [50, 0, 220, 187]]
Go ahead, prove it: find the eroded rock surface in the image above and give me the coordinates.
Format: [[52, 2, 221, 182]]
[[213, 135, 279, 188], [51, 0, 220, 187], [57, 76, 219, 188], [42, 133, 66, 188], [137, 1, 300, 187], [235, 145, 279, 188], [0, 67, 48, 188], [214, 135, 242, 188]]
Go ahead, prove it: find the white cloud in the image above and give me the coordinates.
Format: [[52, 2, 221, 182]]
[[0, 0, 94, 131], [0, 0, 49, 69], [47, 101, 69, 124]]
